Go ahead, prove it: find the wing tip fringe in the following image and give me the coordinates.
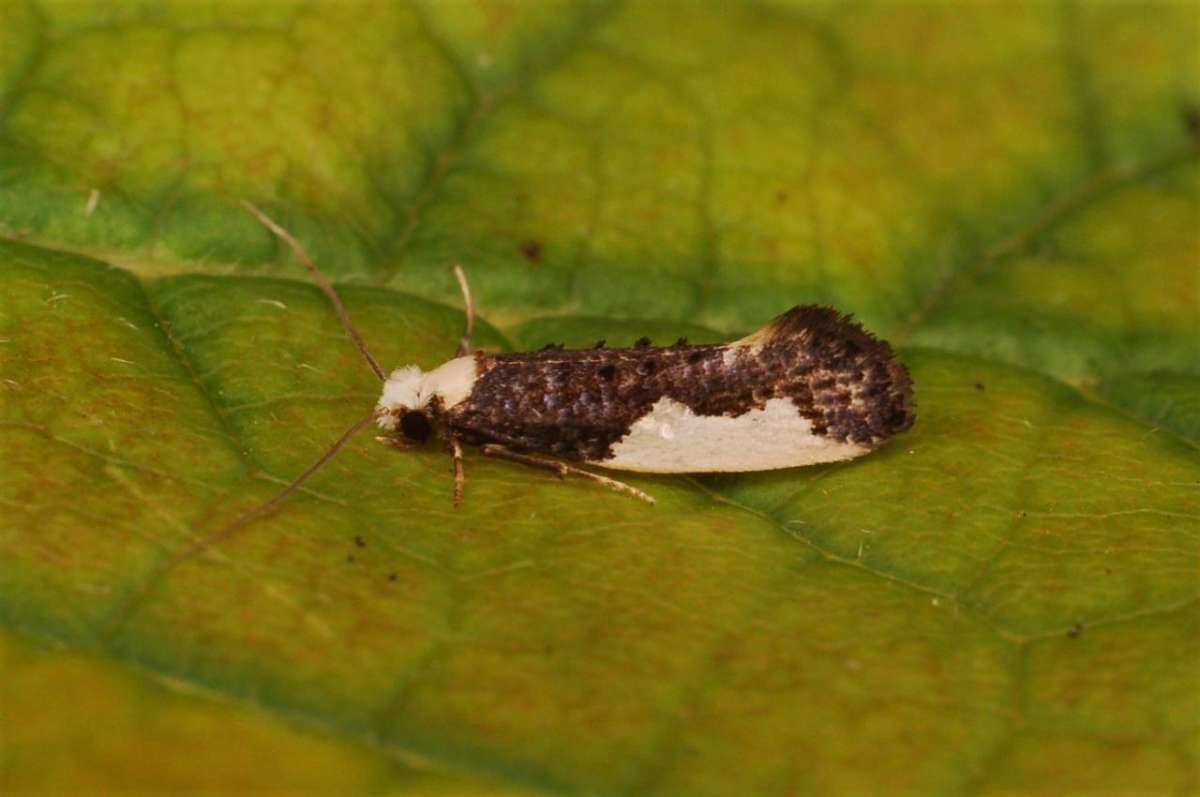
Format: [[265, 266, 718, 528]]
[[740, 304, 916, 440]]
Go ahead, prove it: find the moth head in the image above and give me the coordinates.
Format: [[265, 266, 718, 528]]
[[376, 365, 430, 440], [375, 357, 478, 443]]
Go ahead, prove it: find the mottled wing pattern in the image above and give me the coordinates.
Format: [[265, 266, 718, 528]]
[[445, 343, 718, 459], [446, 306, 914, 465]]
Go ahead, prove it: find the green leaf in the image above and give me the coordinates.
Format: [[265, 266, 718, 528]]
[[1, 2, 1197, 794]]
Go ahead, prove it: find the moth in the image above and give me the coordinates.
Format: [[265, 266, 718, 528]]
[[377, 304, 915, 506], [176, 203, 913, 562]]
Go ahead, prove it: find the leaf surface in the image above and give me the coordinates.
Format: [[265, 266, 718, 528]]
[[1, 2, 1198, 794]]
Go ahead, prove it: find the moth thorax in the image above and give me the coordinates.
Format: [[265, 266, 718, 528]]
[[375, 356, 477, 432]]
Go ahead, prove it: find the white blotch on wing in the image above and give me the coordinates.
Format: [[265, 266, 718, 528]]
[[598, 397, 868, 473], [419, 356, 476, 409]]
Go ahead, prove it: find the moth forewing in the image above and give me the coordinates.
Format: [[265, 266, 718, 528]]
[[439, 305, 913, 477]]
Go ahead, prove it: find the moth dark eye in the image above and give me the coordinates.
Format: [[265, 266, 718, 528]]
[[400, 411, 432, 443]]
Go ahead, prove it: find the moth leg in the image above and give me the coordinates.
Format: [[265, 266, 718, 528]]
[[478, 444, 656, 505], [452, 265, 475, 357], [449, 436, 465, 507], [376, 436, 416, 450]]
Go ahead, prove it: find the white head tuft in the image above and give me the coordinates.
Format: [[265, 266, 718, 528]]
[[375, 356, 479, 433], [376, 366, 424, 431]]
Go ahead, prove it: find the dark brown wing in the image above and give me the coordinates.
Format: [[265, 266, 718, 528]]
[[445, 306, 914, 462]]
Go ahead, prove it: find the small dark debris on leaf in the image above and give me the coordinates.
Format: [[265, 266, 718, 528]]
[[1105, 568, 1112, 575], [634, 336, 652, 348], [974, 382, 986, 391], [592, 339, 606, 349], [520, 240, 543, 262], [1181, 101, 1200, 138], [354, 535, 365, 548], [1067, 623, 1083, 639], [775, 190, 788, 204], [388, 572, 398, 582], [346, 554, 356, 564], [540, 342, 564, 352], [674, 337, 689, 347]]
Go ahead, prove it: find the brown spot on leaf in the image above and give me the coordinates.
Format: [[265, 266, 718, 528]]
[[520, 240, 543, 262], [1181, 101, 1200, 138]]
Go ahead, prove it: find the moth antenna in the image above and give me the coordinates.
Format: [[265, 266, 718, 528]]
[[241, 200, 387, 382], [162, 411, 379, 572], [453, 264, 475, 357]]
